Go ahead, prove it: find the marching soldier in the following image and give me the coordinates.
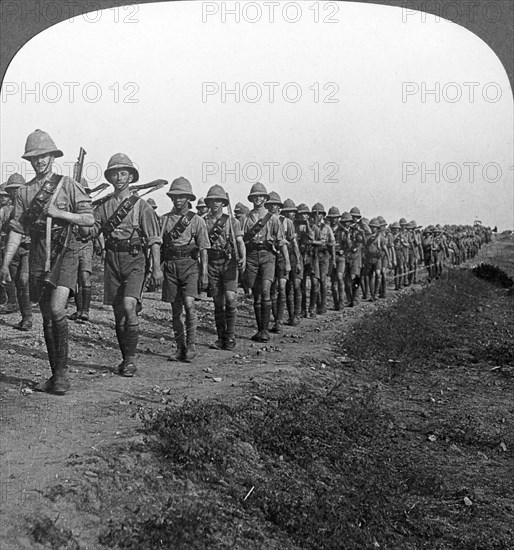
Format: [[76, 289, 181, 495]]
[[326, 206, 344, 310], [364, 218, 390, 302], [0, 129, 94, 395], [241, 182, 289, 342], [91, 153, 163, 376], [430, 225, 448, 280], [233, 202, 252, 298], [377, 216, 395, 299], [391, 221, 407, 289], [266, 192, 300, 333], [0, 183, 18, 314], [296, 203, 317, 317], [196, 197, 209, 219], [69, 177, 94, 322], [345, 207, 368, 307], [204, 184, 245, 350], [337, 212, 353, 306], [160, 177, 209, 361], [1, 175, 33, 329], [281, 199, 303, 325], [311, 203, 335, 315], [398, 218, 410, 287]]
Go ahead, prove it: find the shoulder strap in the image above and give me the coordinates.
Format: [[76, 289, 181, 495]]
[[103, 195, 140, 237], [169, 210, 196, 241], [243, 211, 273, 243], [25, 174, 63, 227], [208, 213, 229, 245]]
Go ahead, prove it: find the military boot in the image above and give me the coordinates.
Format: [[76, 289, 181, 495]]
[[120, 322, 138, 377], [184, 307, 198, 362], [251, 302, 263, 341], [271, 293, 285, 333], [259, 300, 272, 342], [172, 314, 187, 361], [224, 300, 237, 350], [210, 300, 226, 350], [35, 321, 58, 392], [79, 286, 92, 321], [50, 317, 70, 395], [15, 285, 33, 331], [308, 280, 318, 318]]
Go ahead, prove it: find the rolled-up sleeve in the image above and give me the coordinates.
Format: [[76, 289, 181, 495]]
[[139, 200, 162, 246], [195, 216, 211, 251]]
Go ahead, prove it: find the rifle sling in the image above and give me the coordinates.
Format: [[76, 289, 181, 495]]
[[208, 214, 229, 245], [102, 195, 140, 238], [243, 212, 273, 243]]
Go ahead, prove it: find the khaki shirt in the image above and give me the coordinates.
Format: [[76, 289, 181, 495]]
[[160, 209, 210, 250], [205, 213, 242, 251], [241, 209, 287, 246]]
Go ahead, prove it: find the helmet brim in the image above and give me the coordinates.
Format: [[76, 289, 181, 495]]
[[22, 148, 63, 160], [248, 193, 270, 201], [105, 165, 140, 183], [166, 191, 197, 201]]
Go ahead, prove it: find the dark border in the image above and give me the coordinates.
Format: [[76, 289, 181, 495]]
[[0, 0, 513, 90]]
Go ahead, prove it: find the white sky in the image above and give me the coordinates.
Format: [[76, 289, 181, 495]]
[[0, 1, 512, 229]]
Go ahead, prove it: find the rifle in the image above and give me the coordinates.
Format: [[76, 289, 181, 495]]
[[137, 179, 166, 199], [226, 193, 244, 275], [73, 147, 87, 182], [91, 179, 167, 207], [86, 183, 109, 196]]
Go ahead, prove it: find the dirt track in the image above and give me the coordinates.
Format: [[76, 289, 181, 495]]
[[0, 237, 512, 549]]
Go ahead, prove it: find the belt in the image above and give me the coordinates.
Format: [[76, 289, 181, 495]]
[[163, 246, 196, 260], [105, 238, 141, 253], [247, 242, 269, 252], [208, 249, 230, 260]]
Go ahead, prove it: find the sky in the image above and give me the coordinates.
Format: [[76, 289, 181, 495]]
[[0, 1, 512, 229]]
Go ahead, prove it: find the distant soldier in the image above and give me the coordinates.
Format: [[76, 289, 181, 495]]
[[1, 175, 33, 329], [241, 182, 289, 342], [91, 153, 163, 376], [377, 216, 395, 299], [0, 183, 18, 313], [295, 203, 315, 318], [266, 192, 300, 332], [430, 225, 448, 280], [398, 218, 410, 287], [0, 129, 94, 394], [281, 199, 303, 325], [233, 203, 251, 298], [364, 218, 390, 301], [69, 177, 95, 322], [161, 177, 209, 361], [326, 206, 344, 310], [204, 184, 245, 350], [196, 197, 209, 219], [311, 203, 335, 314], [345, 207, 368, 306]]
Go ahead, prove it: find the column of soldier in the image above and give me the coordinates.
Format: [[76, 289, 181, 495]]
[[0, 130, 492, 396]]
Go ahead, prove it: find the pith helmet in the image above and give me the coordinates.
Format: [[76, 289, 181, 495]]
[[399, 217, 408, 226], [362, 217, 370, 225], [297, 203, 310, 214], [390, 221, 401, 229], [377, 216, 387, 227], [104, 153, 139, 183], [234, 202, 249, 215], [265, 191, 283, 207], [340, 211, 352, 222], [0, 183, 8, 196], [247, 182, 269, 201], [166, 176, 196, 201], [327, 206, 341, 218], [197, 197, 207, 209], [5, 173, 26, 189], [433, 224, 443, 233], [312, 202, 326, 215], [22, 129, 63, 160], [350, 206, 361, 219], [205, 184, 228, 205], [281, 198, 297, 212], [369, 217, 380, 228], [147, 198, 158, 209]]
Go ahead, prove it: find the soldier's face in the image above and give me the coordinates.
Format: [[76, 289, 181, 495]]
[[172, 195, 189, 210], [252, 195, 266, 207], [30, 154, 54, 177], [111, 169, 133, 190], [283, 211, 295, 220], [266, 203, 279, 214], [209, 200, 223, 214], [0, 195, 9, 206]]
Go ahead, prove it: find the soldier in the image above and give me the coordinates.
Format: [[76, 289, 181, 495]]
[[234, 202, 249, 221], [241, 182, 289, 342], [377, 216, 394, 299], [144, 198, 161, 292], [160, 177, 209, 361], [430, 225, 448, 279], [204, 184, 245, 350], [91, 153, 163, 376], [345, 207, 368, 306], [0, 129, 94, 394], [364, 218, 390, 301], [266, 192, 300, 333], [398, 218, 410, 287], [196, 197, 209, 219], [311, 203, 335, 315], [295, 203, 316, 318], [281, 199, 303, 325], [337, 212, 353, 306], [69, 177, 95, 322], [1, 175, 33, 329], [326, 206, 344, 310], [147, 197, 159, 215], [0, 183, 18, 313]]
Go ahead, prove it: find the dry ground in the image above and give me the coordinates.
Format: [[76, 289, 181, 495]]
[[0, 235, 512, 549]]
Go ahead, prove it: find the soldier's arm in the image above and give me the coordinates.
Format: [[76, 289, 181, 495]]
[[0, 231, 22, 282]]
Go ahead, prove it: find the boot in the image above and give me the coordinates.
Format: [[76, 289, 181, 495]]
[[309, 279, 318, 318], [0, 280, 18, 314], [271, 292, 285, 333], [224, 300, 237, 350], [251, 302, 263, 341], [50, 317, 70, 395], [114, 324, 127, 373], [184, 307, 198, 362], [73, 286, 83, 320], [293, 286, 302, 325], [79, 286, 92, 321], [259, 300, 272, 342], [172, 313, 187, 361], [16, 284, 33, 330], [35, 321, 57, 392], [211, 300, 226, 349], [285, 283, 295, 325], [120, 322, 138, 376]]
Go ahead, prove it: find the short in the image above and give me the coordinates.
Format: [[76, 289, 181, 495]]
[[275, 254, 288, 280], [345, 252, 362, 277], [208, 257, 238, 297], [290, 253, 303, 280], [365, 257, 382, 274], [103, 249, 146, 305], [162, 258, 199, 302], [29, 245, 79, 302], [77, 241, 94, 273], [318, 252, 330, 279], [331, 254, 345, 280], [245, 249, 276, 289]]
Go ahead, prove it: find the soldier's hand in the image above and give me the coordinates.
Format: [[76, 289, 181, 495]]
[[44, 202, 61, 219], [200, 273, 209, 292], [0, 267, 11, 285], [152, 266, 164, 287], [237, 259, 245, 271]]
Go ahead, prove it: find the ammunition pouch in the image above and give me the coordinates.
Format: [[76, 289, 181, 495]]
[[105, 237, 142, 255], [246, 241, 270, 253], [162, 244, 198, 261], [208, 248, 231, 261]]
